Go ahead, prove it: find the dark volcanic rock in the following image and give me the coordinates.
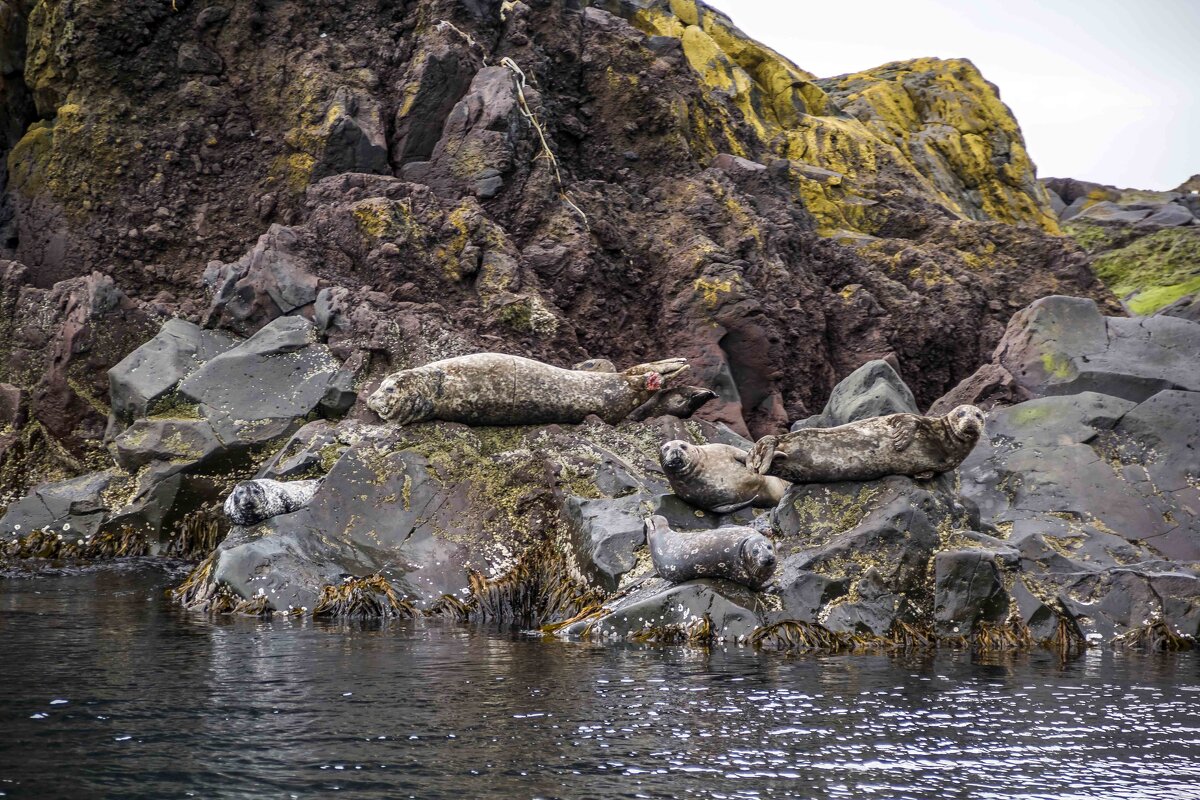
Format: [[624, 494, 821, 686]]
[[790, 358, 918, 431], [933, 295, 1200, 411], [108, 318, 236, 424]]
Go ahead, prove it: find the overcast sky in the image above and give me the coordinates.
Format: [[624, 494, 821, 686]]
[[721, 0, 1199, 191]]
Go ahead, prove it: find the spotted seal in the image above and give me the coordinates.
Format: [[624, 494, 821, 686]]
[[223, 478, 322, 526], [644, 515, 777, 590], [747, 405, 986, 483], [659, 440, 788, 513], [366, 353, 688, 425]]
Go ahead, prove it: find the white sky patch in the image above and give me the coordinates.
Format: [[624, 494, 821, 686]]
[[715, 0, 1199, 190]]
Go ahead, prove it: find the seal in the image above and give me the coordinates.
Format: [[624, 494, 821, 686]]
[[223, 478, 322, 526], [644, 515, 777, 590], [659, 440, 788, 513], [366, 353, 689, 426], [572, 358, 617, 373], [747, 405, 986, 483], [628, 386, 718, 422]]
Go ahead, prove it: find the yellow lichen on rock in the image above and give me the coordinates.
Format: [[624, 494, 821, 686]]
[[616, 1, 1058, 235]]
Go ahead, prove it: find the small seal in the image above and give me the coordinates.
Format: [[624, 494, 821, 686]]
[[223, 478, 322, 526], [366, 353, 688, 426], [747, 405, 986, 483], [659, 439, 788, 512], [628, 386, 718, 421], [645, 515, 777, 590]]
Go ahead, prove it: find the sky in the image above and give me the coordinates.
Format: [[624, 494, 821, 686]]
[[719, 0, 1199, 191]]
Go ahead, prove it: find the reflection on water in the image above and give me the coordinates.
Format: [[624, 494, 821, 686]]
[[2, 564, 1199, 799]]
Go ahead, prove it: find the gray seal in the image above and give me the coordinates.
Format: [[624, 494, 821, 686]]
[[747, 405, 985, 483], [223, 478, 322, 526], [659, 440, 788, 513], [644, 515, 777, 590], [366, 353, 688, 425], [628, 386, 717, 421]]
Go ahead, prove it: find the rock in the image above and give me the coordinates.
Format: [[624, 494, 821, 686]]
[[1073, 201, 1152, 225], [1136, 203, 1194, 228], [932, 549, 1010, 637], [177, 43, 223, 74], [202, 225, 320, 335], [790, 358, 918, 430], [711, 153, 767, 175], [177, 316, 340, 446], [312, 87, 390, 179], [1158, 292, 1200, 323], [563, 578, 763, 643], [932, 295, 1200, 410], [0, 470, 118, 540], [112, 417, 225, 472], [108, 318, 237, 424]]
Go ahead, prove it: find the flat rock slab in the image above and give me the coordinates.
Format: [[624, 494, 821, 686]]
[[178, 316, 340, 445], [108, 318, 237, 422]]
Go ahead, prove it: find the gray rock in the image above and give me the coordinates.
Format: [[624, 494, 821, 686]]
[[563, 578, 763, 642], [1135, 203, 1194, 228], [177, 316, 340, 446], [203, 225, 321, 334], [111, 417, 225, 472], [108, 318, 236, 423], [1157, 292, 1200, 323], [933, 295, 1200, 410], [0, 471, 118, 540], [1073, 201, 1152, 225], [932, 549, 1010, 637], [959, 391, 1195, 571], [791, 359, 918, 430]]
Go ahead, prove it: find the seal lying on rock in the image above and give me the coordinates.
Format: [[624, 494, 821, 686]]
[[629, 387, 717, 421], [748, 405, 986, 483], [366, 353, 688, 425], [223, 478, 322, 526], [659, 440, 788, 512], [645, 515, 777, 590]]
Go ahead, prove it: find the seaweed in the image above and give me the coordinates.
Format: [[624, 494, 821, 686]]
[[312, 575, 417, 620]]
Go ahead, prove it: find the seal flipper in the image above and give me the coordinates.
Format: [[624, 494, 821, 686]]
[[747, 436, 778, 475], [710, 497, 756, 514], [887, 416, 919, 452]]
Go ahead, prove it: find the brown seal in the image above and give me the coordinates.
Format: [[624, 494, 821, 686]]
[[366, 353, 689, 425], [660, 439, 788, 513], [645, 515, 777, 590], [747, 405, 986, 483]]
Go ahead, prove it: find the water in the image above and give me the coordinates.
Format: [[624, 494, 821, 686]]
[[2, 565, 1199, 799]]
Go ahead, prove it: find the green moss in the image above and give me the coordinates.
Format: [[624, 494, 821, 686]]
[[1087, 227, 1200, 315], [1009, 404, 1052, 426]]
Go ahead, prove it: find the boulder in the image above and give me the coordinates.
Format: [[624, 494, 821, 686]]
[[932, 549, 1011, 637], [202, 225, 321, 335], [790, 358, 917, 431], [932, 295, 1200, 410], [108, 318, 237, 424], [0, 470, 119, 540], [177, 316, 340, 446], [564, 578, 763, 643], [1136, 203, 1194, 228], [1073, 201, 1152, 225]]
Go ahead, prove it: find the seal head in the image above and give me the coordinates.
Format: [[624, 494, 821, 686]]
[[947, 404, 986, 441], [659, 440, 698, 476], [366, 370, 441, 423], [740, 535, 777, 587]]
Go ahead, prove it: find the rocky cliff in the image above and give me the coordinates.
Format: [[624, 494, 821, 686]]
[[0, 0, 1115, 501]]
